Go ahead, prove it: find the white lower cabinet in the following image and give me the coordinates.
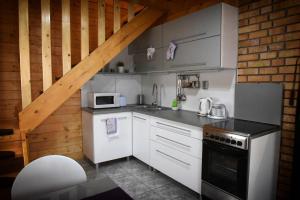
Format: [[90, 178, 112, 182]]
[[132, 113, 150, 165], [82, 111, 132, 164], [150, 141, 202, 193]]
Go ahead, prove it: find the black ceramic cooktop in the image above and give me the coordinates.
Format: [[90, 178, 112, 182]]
[[207, 118, 280, 137]]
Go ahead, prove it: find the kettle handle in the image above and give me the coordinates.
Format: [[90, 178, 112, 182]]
[[207, 98, 213, 114]]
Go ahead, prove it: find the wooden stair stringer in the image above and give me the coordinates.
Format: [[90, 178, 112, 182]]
[[18, 7, 164, 134]]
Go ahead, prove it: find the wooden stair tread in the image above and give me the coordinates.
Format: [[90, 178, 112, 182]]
[[0, 119, 19, 130]]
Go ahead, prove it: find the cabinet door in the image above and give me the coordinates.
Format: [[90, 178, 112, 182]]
[[128, 25, 162, 54], [132, 113, 150, 164], [133, 47, 164, 72], [93, 112, 132, 163], [163, 4, 221, 46], [164, 36, 221, 70]]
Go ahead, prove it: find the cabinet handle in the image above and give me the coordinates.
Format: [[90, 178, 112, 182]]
[[156, 150, 191, 166], [156, 122, 191, 136], [133, 116, 146, 121], [174, 32, 207, 44], [101, 117, 127, 122], [156, 135, 191, 148]]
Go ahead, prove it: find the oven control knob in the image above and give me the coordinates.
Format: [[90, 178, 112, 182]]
[[220, 137, 225, 142], [215, 136, 220, 140], [237, 141, 243, 146], [230, 140, 236, 145], [210, 135, 215, 139], [225, 138, 230, 143]]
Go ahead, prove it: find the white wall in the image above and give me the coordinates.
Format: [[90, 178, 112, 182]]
[[81, 47, 141, 107], [141, 70, 236, 117], [81, 74, 142, 107]]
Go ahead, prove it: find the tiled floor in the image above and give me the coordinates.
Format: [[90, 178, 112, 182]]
[[78, 157, 201, 200]]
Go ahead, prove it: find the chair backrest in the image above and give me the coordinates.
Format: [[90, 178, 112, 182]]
[[11, 155, 87, 200]]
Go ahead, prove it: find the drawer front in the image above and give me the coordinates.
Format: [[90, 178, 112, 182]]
[[151, 126, 202, 158], [150, 141, 201, 193], [150, 117, 203, 140]]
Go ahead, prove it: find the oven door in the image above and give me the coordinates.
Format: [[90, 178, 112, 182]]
[[202, 140, 248, 200]]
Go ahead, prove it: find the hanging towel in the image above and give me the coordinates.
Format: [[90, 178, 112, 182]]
[[166, 42, 177, 60], [105, 118, 119, 137]]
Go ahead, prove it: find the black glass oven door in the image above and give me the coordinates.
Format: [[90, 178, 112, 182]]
[[202, 140, 248, 199]]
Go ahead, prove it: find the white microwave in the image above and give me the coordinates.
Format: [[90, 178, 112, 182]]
[[88, 93, 120, 109]]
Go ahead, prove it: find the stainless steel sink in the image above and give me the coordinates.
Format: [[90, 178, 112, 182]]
[[133, 105, 169, 111]]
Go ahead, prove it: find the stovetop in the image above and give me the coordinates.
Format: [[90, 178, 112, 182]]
[[206, 118, 280, 137]]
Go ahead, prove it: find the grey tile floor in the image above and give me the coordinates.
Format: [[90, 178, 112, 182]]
[[78, 157, 201, 200]]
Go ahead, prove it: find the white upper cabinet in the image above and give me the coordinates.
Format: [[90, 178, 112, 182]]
[[162, 4, 221, 46], [129, 3, 238, 72], [128, 25, 163, 54]]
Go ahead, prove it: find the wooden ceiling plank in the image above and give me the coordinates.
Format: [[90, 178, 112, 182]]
[[113, 0, 121, 33]]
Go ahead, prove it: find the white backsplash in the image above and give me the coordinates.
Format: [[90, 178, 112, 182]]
[[81, 74, 142, 107], [141, 70, 236, 117]]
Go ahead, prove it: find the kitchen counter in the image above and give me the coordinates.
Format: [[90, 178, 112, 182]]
[[82, 105, 223, 128]]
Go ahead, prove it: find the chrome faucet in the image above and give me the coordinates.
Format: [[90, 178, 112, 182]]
[[152, 83, 158, 106]]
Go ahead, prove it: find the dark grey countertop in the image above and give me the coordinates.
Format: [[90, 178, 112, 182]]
[[82, 105, 223, 128]]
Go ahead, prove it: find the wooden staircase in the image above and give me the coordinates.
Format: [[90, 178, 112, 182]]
[[16, 0, 164, 165]]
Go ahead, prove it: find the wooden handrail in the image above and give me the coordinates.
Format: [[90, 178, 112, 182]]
[[19, 7, 164, 134]]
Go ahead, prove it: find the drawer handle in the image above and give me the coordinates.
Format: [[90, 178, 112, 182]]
[[156, 135, 191, 148], [156, 150, 191, 166], [133, 116, 146, 120], [156, 122, 191, 135]]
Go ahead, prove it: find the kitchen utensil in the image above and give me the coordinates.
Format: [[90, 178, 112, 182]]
[[137, 94, 144, 105], [119, 96, 127, 107], [198, 97, 213, 116], [208, 104, 227, 119], [117, 66, 125, 73]]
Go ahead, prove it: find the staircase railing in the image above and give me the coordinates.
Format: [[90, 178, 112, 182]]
[[17, 0, 164, 165]]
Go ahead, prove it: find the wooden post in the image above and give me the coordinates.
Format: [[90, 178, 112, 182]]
[[98, 0, 105, 45], [128, 0, 134, 22], [81, 0, 89, 59], [21, 131, 29, 165], [41, 0, 52, 91], [62, 0, 71, 75], [113, 0, 120, 33], [18, 0, 32, 108]]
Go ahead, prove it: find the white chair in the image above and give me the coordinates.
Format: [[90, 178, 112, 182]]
[[11, 155, 87, 200]]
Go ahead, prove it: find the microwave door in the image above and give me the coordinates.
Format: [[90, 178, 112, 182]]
[[96, 96, 114, 106]]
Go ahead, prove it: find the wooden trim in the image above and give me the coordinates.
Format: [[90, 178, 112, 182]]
[[127, 0, 134, 22], [81, 0, 89, 59], [98, 0, 105, 45], [18, 0, 32, 108], [113, 0, 120, 33], [41, 0, 52, 91], [62, 0, 71, 75], [20, 131, 29, 165], [19, 8, 164, 133]]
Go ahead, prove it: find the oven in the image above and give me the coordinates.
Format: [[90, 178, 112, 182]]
[[202, 139, 248, 200]]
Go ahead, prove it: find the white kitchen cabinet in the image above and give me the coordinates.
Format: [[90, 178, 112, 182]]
[[150, 117, 203, 193], [132, 113, 150, 165], [82, 111, 132, 164]]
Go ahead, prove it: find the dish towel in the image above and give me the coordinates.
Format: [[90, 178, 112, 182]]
[[105, 118, 119, 137]]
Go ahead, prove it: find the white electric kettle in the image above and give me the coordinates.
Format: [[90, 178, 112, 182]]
[[198, 97, 213, 116]]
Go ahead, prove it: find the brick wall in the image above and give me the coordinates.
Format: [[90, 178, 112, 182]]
[[238, 0, 300, 199]]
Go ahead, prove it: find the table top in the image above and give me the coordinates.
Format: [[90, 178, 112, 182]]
[[32, 177, 133, 200]]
